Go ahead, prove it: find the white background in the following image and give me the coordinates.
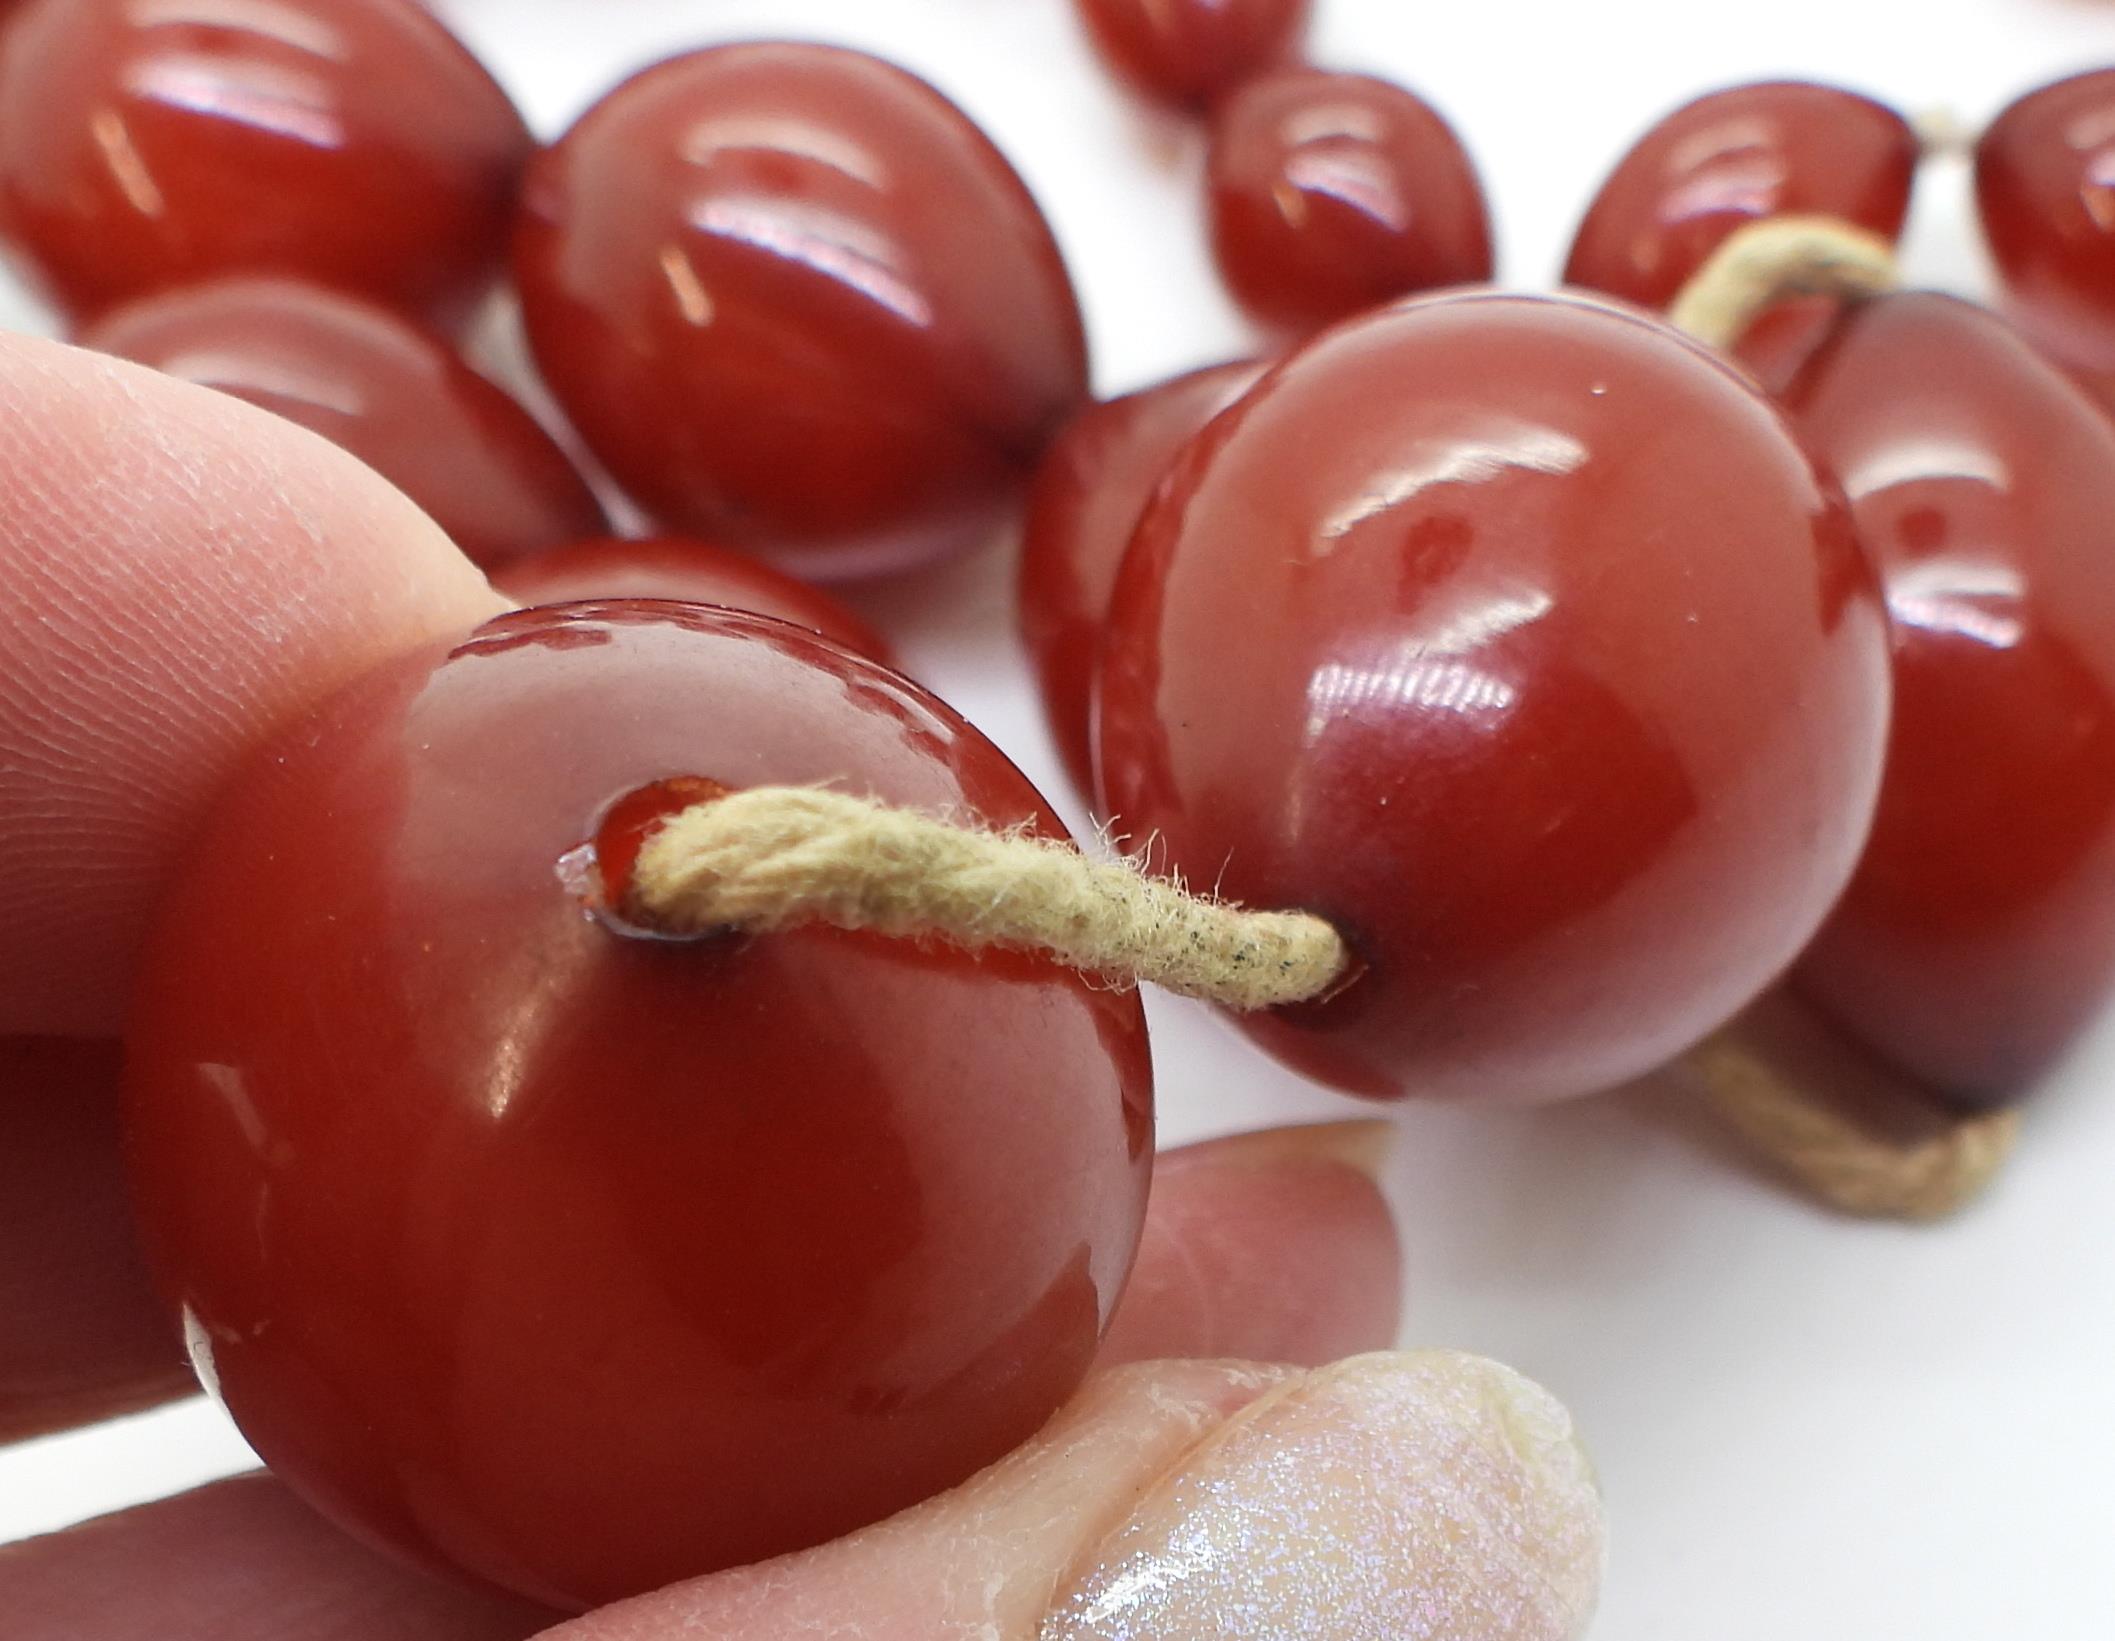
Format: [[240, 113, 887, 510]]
[[4, 2, 2114, 1637]]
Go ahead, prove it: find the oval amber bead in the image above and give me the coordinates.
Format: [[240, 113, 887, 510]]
[[81, 278, 606, 570], [1785, 292, 2115, 1105], [0, 0, 530, 326], [1019, 360, 1266, 798], [1207, 68, 1491, 336], [1976, 69, 2115, 369], [515, 43, 1089, 580], [1074, 0, 1310, 112], [1564, 80, 1917, 312]]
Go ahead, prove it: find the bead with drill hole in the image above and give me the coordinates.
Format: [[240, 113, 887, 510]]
[[1097, 290, 1891, 1104], [124, 601, 1152, 1611]]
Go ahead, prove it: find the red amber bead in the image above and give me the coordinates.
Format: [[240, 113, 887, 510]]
[[1783, 294, 2115, 1105], [1976, 69, 2115, 369], [515, 43, 1090, 580], [1075, 0, 1311, 111], [1564, 81, 1918, 312], [1207, 68, 1493, 335], [495, 537, 897, 667], [1020, 360, 1265, 798], [122, 602, 1152, 1610], [81, 279, 606, 570], [1097, 291, 1890, 1103], [0, 0, 530, 327]]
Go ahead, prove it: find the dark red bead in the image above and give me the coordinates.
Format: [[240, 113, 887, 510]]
[[1206, 68, 1492, 335], [1020, 360, 1265, 798], [0, 0, 530, 327], [1564, 81, 1918, 312], [123, 602, 1152, 1610], [1976, 69, 2115, 369], [1074, 0, 1310, 111], [495, 536, 896, 667], [1784, 293, 2115, 1105], [515, 43, 1089, 580], [81, 278, 606, 570], [1097, 291, 1890, 1104]]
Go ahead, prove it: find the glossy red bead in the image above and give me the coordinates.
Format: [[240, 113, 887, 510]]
[[1782, 293, 2115, 1105], [515, 43, 1090, 580], [0, 0, 530, 327], [1074, 0, 1310, 111], [1019, 360, 1265, 798], [1976, 69, 2115, 368], [495, 537, 896, 667], [81, 278, 606, 570], [1097, 291, 1890, 1103], [1564, 81, 1918, 312], [123, 602, 1152, 1610], [1206, 68, 1493, 335]]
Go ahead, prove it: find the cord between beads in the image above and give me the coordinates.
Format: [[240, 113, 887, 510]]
[[626, 785, 1353, 1011], [1668, 215, 1900, 351]]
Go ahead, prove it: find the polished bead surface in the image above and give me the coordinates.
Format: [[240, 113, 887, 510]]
[[1563, 80, 1917, 312], [1976, 69, 2115, 368], [1019, 360, 1265, 798], [1207, 68, 1492, 335], [495, 537, 896, 667], [1098, 291, 1890, 1103], [515, 43, 1089, 580], [81, 278, 606, 569], [1074, 0, 1310, 111], [124, 602, 1153, 1610], [1784, 293, 2115, 1105], [0, 0, 530, 326]]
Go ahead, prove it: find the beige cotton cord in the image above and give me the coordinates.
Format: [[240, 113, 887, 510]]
[[1668, 214, 1899, 351], [628, 785, 1351, 1011], [1668, 217, 2015, 1219], [1685, 1031, 2020, 1222]]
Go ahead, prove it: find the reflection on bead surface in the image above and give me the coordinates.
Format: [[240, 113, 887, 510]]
[[0, 0, 530, 326], [82, 279, 606, 569], [1098, 291, 1890, 1104], [1207, 68, 1492, 335], [1785, 294, 2115, 1106], [1976, 70, 2115, 369], [516, 43, 1089, 579], [124, 602, 1152, 1610], [1564, 81, 1917, 312], [495, 537, 897, 667], [1074, 0, 1311, 111], [1020, 360, 1265, 798]]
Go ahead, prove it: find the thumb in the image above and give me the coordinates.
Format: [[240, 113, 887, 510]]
[[555, 1351, 1603, 1641], [0, 332, 503, 1036]]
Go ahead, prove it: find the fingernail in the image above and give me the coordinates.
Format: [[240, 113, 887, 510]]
[[1167, 1119, 1394, 1181], [1040, 1350, 1604, 1640]]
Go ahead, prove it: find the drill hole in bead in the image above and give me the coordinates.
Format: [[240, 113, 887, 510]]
[[563, 774, 735, 941]]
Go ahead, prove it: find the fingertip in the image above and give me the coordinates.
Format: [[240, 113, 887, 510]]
[[0, 1474, 553, 1641], [1099, 1121, 1404, 1368], [0, 333, 507, 1034], [1043, 1351, 1605, 1640], [548, 1351, 1601, 1641]]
